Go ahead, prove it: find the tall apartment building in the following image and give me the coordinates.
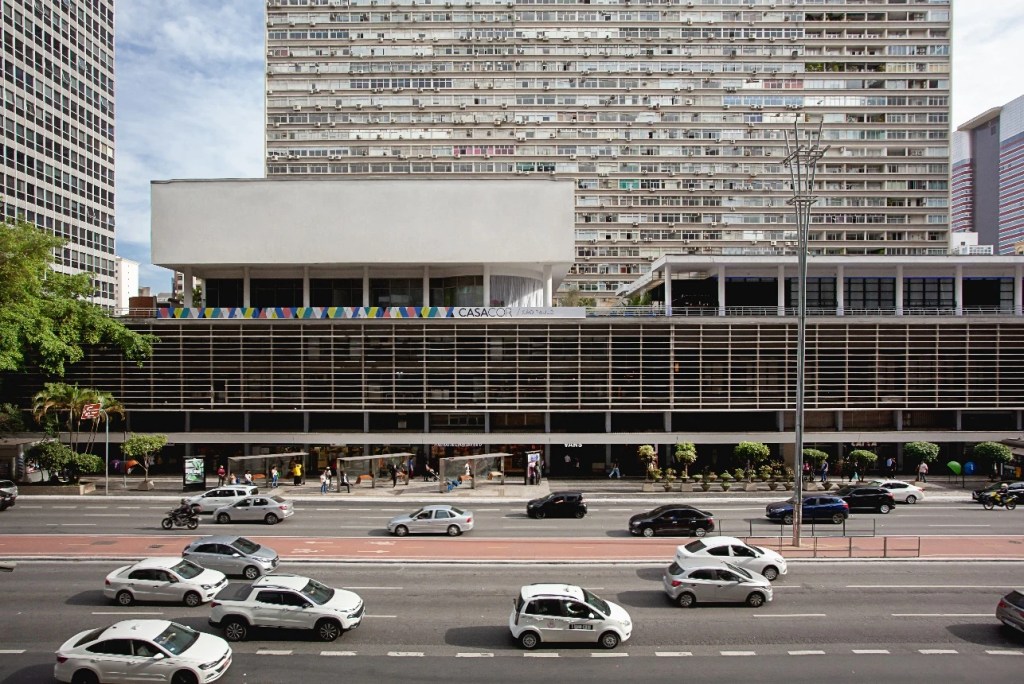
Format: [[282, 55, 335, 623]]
[[952, 94, 1024, 254], [265, 0, 952, 303], [1, 0, 116, 307]]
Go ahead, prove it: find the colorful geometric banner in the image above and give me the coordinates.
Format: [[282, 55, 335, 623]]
[[156, 307, 585, 320]]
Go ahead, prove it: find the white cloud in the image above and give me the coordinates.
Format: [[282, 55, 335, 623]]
[[953, 2, 1024, 125]]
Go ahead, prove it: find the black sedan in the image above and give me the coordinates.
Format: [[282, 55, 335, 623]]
[[526, 491, 587, 519], [834, 486, 896, 513], [628, 505, 715, 537]]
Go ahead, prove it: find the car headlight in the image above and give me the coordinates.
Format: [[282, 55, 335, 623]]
[[201, 584, 213, 590], [199, 659, 223, 670], [629, 520, 640, 526]]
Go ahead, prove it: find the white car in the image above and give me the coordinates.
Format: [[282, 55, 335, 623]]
[[54, 619, 232, 684], [674, 536, 788, 581], [104, 557, 228, 607], [185, 486, 259, 514], [868, 479, 925, 504], [509, 583, 632, 650], [213, 495, 294, 525]]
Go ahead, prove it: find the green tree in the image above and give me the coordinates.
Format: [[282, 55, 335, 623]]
[[803, 448, 829, 468], [0, 402, 26, 435], [120, 433, 169, 484], [30, 440, 102, 483], [31, 382, 96, 452], [848, 449, 878, 474], [972, 442, 1013, 470], [904, 441, 940, 464], [734, 441, 770, 464], [557, 286, 596, 307], [673, 441, 697, 478], [637, 444, 658, 479], [0, 216, 156, 376]]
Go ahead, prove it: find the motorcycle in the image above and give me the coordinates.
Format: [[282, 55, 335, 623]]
[[161, 509, 200, 530], [981, 492, 1018, 510]]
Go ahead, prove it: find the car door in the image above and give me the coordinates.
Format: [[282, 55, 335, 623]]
[[84, 638, 134, 682], [728, 544, 760, 573], [713, 568, 747, 604], [802, 498, 824, 520], [125, 640, 174, 683], [410, 509, 435, 533], [522, 598, 567, 642], [884, 482, 906, 501], [150, 569, 183, 603], [124, 569, 160, 602], [230, 498, 254, 521], [546, 496, 565, 517], [250, 497, 272, 521], [562, 599, 602, 643], [253, 589, 288, 628], [432, 508, 453, 532], [279, 590, 315, 629], [683, 568, 720, 602]]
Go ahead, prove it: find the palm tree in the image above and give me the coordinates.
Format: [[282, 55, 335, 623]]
[[31, 383, 96, 452]]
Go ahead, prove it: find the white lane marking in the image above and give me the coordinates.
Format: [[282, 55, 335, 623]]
[[655, 652, 692, 657], [257, 649, 293, 656], [721, 651, 757, 656], [0, 649, 26, 654], [919, 649, 958, 655], [985, 650, 1024, 656], [320, 651, 357, 656], [456, 653, 494, 658], [852, 650, 890, 655], [893, 613, 991, 617], [53, 524, 96, 527], [358, 516, 394, 519], [365, 615, 397, 618], [753, 614, 826, 618], [789, 650, 825, 656], [116, 506, 142, 509], [388, 652, 424, 657], [92, 611, 162, 616], [345, 587, 403, 591], [850, 585, 1009, 589], [927, 525, 990, 528], [345, 508, 373, 511], [82, 514, 131, 517], [524, 653, 559, 658], [315, 508, 342, 512], [591, 653, 628, 658]]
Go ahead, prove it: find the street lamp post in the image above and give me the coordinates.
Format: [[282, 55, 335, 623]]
[[783, 116, 828, 548]]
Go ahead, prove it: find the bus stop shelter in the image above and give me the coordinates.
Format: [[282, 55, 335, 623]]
[[333, 452, 414, 490], [439, 453, 509, 493]]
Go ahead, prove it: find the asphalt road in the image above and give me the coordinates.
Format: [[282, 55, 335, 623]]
[[1, 562, 1022, 684], [4, 499, 1021, 538]]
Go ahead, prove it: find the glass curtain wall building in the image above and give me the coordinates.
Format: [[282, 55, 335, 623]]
[[1, 0, 117, 307], [264, 0, 952, 303]]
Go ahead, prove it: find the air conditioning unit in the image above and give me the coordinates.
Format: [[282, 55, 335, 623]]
[[292, 105, 301, 111]]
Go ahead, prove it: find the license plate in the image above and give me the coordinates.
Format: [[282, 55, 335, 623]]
[[569, 624, 594, 630]]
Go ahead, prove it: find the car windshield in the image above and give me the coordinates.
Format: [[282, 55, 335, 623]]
[[725, 563, 754, 580], [684, 540, 707, 553], [171, 559, 204, 580], [230, 538, 260, 555], [300, 578, 335, 605], [407, 508, 425, 518], [581, 588, 610, 616], [153, 622, 199, 655]]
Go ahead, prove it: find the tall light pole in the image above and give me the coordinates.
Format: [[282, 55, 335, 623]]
[[782, 116, 828, 547]]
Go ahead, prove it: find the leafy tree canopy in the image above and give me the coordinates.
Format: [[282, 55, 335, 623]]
[[903, 441, 940, 463], [803, 448, 829, 465], [734, 441, 771, 463], [0, 217, 156, 376], [972, 441, 1013, 465]]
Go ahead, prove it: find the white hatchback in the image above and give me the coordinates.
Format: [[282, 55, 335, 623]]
[[54, 619, 232, 684], [213, 495, 294, 525], [104, 557, 228, 607], [509, 583, 632, 650], [674, 536, 788, 581]]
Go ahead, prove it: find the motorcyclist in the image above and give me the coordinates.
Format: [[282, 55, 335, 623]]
[[172, 498, 193, 520], [993, 483, 1010, 504]]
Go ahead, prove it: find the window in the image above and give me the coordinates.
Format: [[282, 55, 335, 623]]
[[688, 569, 716, 581], [525, 599, 561, 616], [707, 546, 730, 557], [87, 639, 133, 655]]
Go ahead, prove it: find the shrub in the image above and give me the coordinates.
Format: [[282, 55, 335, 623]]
[[904, 441, 940, 464], [972, 441, 1013, 465]]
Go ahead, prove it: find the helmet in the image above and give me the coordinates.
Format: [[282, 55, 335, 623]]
[[1000, 483, 1008, 491], [180, 498, 188, 504]]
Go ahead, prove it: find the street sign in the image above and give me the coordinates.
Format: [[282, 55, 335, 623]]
[[80, 403, 101, 420]]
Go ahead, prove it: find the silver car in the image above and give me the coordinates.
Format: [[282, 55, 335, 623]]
[[0, 479, 17, 507], [104, 557, 227, 607], [996, 589, 1024, 635], [387, 504, 474, 536], [213, 495, 294, 525], [182, 535, 279, 580], [186, 485, 258, 514], [662, 559, 773, 608]]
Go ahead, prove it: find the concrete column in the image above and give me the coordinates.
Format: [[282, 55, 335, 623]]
[[955, 264, 963, 316], [243, 267, 251, 308], [836, 264, 844, 316], [543, 265, 553, 306], [664, 262, 673, 317], [482, 264, 491, 306], [362, 266, 370, 308], [302, 266, 310, 308], [182, 268, 193, 307], [776, 264, 786, 316], [895, 264, 903, 316], [303, 412, 310, 432], [422, 265, 430, 307], [717, 265, 726, 316], [1015, 265, 1023, 316]]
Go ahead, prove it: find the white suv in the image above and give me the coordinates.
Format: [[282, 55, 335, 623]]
[[509, 584, 632, 650], [186, 486, 258, 514]]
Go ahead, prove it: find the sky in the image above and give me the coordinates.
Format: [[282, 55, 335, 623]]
[[114, 1, 1024, 293]]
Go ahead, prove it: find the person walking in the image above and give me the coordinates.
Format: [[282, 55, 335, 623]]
[[406, 456, 415, 480], [608, 460, 621, 479], [885, 457, 895, 477], [216, 464, 226, 486], [916, 460, 929, 482], [270, 465, 279, 489], [819, 460, 829, 484], [389, 463, 398, 488], [293, 462, 302, 487], [319, 469, 328, 494], [325, 465, 333, 490], [339, 470, 351, 494]]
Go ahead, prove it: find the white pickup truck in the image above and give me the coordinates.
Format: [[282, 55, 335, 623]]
[[209, 574, 364, 642]]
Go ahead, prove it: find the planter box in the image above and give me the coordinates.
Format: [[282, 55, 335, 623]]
[[641, 482, 657, 492], [21, 482, 96, 495]]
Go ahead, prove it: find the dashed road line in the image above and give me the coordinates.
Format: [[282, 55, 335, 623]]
[[721, 651, 757, 657], [788, 650, 825, 656], [655, 652, 692, 657], [524, 653, 559, 658], [852, 649, 890, 655], [320, 651, 357, 656], [0, 650, 26, 654], [753, 613, 826, 618], [919, 649, 958, 655], [456, 653, 494, 658], [388, 651, 424, 657], [591, 652, 627, 658], [892, 613, 991, 617], [985, 650, 1024, 656], [92, 611, 162, 616], [257, 649, 293, 656]]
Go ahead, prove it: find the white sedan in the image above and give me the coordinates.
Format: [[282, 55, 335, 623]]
[[674, 536, 788, 581], [213, 495, 294, 525], [868, 479, 925, 504], [54, 619, 232, 684], [104, 557, 227, 607]]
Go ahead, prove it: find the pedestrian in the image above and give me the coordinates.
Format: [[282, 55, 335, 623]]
[[325, 465, 333, 489], [407, 456, 415, 480], [608, 460, 621, 479], [917, 460, 929, 482], [340, 469, 351, 494], [527, 462, 536, 485], [244, 470, 253, 486], [803, 461, 811, 483], [389, 463, 398, 488], [293, 462, 302, 486], [319, 469, 328, 494], [564, 453, 571, 472], [819, 460, 829, 483], [885, 456, 895, 477], [574, 456, 581, 473], [217, 464, 226, 486], [850, 462, 860, 482], [270, 466, 279, 489]]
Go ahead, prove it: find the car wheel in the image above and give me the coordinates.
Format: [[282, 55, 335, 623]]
[[782, 513, 794, 525], [518, 631, 540, 650], [393, 525, 409, 537], [216, 513, 230, 524], [905, 495, 917, 505], [831, 513, 845, 524], [746, 592, 766, 608], [599, 631, 620, 649], [115, 590, 135, 606], [71, 670, 99, 684], [574, 509, 586, 519], [762, 566, 779, 582], [694, 526, 708, 538], [534, 510, 546, 519], [183, 591, 202, 608], [242, 565, 260, 580], [160, 517, 173, 530], [316, 619, 342, 642], [447, 524, 461, 537], [879, 504, 891, 514], [677, 592, 696, 608], [264, 513, 279, 525], [223, 618, 249, 642], [641, 526, 655, 538], [171, 671, 198, 684]]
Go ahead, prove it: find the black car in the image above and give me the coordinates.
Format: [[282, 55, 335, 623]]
[[0, 491, 12, 512], [628, 505, 715, 538], [526, 491, 587, 519], [973, 481, 1024, 502], [834, 486, 896, 513]]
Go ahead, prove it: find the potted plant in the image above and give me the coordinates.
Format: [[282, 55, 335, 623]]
[[663, 467, 677, 492], [720, 470, 734, 491], [673, 442, 697, 483], [783, 467, 795, 491], [638, 444, 658, 492]]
